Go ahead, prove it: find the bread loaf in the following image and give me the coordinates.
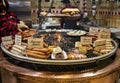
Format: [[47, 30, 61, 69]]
[[62, 8, 79, 13], [26, 52, 49, 59]]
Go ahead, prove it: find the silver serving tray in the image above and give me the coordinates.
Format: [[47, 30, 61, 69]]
[[1, 39, 118, 65]]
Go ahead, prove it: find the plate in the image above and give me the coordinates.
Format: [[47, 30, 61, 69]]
[[67, 30, 86, 36]]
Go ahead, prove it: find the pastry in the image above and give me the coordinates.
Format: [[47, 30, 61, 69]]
[[53, 46, 62, 55], [26, 52, 49, 59], [100, 49, 112, 53], [75, 41, 82, 48], [31, 48, 52, 53], [10, 45, 26, 55], [10, 49, 20, 55], [94, 45, 106, 51], [62, 8, 79, 13], [26, 50, 45, 55], [68, 53, 87, 60], [79, 47, 87, 54], [51, 47, 67, 60], [93, 39, 106, 47]]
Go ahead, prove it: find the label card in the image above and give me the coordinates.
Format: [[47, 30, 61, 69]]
[[99, 28, 111, 34], [81, 37, 92, 45], [28, 37, 43, 48], [15, 35, 22, 45], [98, 28, 111, 39], [2, 36, 13, 45], [98, 32, 111, 39], [89, 27, 99, 35]]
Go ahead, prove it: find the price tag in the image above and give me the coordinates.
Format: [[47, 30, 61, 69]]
[[98, 32, 111, 39], [89, 27, 99, 35], [81, 37, 92, 45], [28, 37, 43, 48], [99, 28, 111, 34], [98, 28, 111, 39], [2, 36, 13, 45], [15, 35, 22, 45]]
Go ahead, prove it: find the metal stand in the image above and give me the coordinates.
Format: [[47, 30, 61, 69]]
[[36, 0, 54, 31]]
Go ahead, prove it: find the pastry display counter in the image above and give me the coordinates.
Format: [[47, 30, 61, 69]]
[[0, 28, 119, 83], [0, 49, 120, 83], [0, 29, 118, 71], [1, 0, 120, 82]]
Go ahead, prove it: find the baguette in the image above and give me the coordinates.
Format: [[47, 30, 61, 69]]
[[32, 48, 51, 53], [26, 50, 45, 55], [26, 52, 49, 59]]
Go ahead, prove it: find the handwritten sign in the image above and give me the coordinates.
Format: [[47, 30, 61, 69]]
[[15, 35, 22, 45], [81, 37, 92, 45], [99, 28, 111, 34], [98, 32, 111, 39], [28, 37, 43, 48], [89, 27, 99, 35], [2, 36, 13, 45]]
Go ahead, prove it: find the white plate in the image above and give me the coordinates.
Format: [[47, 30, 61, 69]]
[[67, 30, 86, 36]]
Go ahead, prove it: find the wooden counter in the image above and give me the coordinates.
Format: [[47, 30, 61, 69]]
[[0, 49, 120, 83]]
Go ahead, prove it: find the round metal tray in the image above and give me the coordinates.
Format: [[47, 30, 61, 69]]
[[1, 39, 118, 65]]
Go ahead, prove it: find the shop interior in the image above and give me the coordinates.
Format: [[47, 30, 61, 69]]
[[0, 0, 120, 83]]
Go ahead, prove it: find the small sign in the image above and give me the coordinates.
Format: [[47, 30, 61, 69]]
[[2, 36, 13, 45], [28, 37, 43, 48], [15, 35, 22, 45], [99, 28, 111, 34], [89, 27, 99, 35], [81, 37, 92, 45], [98, 32, 111, 39]]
